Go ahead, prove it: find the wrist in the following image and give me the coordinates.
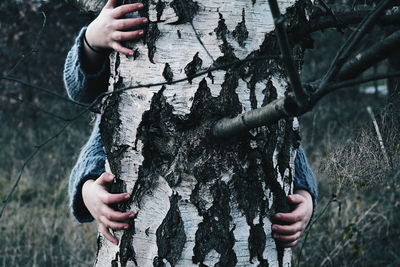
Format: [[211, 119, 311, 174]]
[[85, 24, 110, 54], [294, 189, 313, 209]]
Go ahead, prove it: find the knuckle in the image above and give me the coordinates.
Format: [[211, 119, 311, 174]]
[[99, 215, 106, 224], [104, 194, 112, 203]]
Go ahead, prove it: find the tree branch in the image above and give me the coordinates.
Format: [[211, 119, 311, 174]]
[[318, 0, 392, 90], [213, 29, 400, 138], [268, 0, 308, 107], [290, 9, 400, 43]]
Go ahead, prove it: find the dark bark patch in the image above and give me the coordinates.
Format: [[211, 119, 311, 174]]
[[249, 223, 267, 265], [154, 192, 186, 266], [177, 29, 181, 39], [146, 22, 160, 63], [120, 219, 137, 267], [207, 69, 215, 84], [134, 86, 180, 201], [214, 12, 229, 40], [232, 9, 249, 47], [133, 48, 140, 60], [170, 0, 199, 24], [193, 181, 237, 267], [162, 63, 173, 83], [231, 148, 265, 225], [184, 52, 203, 84], [155, 0, 165, 22], [277, 118, 294, 181], [218, 70, 242, 116]]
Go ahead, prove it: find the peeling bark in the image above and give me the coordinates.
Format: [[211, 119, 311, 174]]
[[95, 0, 305, 266]]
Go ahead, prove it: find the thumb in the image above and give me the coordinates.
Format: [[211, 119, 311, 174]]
[[287, 194, 305, 205], [96, 172, 115, 185], [105, 0, 119, 8]]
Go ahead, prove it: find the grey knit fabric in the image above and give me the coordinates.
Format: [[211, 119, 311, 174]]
[[64, 27, 318, 223]]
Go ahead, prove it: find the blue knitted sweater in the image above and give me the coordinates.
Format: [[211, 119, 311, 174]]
[[64, 27, 318, 223]]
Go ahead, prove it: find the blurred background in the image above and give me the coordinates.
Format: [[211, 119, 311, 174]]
[[0, 0, 399, 266]]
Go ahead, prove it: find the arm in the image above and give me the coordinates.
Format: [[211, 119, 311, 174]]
[[63, 0, 148, 104], [272, 148, 318, 248]]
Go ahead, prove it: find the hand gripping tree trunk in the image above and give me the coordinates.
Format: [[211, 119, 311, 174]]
[[93, 0, 306, 266]]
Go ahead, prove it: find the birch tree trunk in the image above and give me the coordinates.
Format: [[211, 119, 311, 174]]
[[94, 0, 307, 266]]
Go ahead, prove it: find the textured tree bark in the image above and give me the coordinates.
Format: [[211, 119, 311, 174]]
[[91, 0, 307, 266]]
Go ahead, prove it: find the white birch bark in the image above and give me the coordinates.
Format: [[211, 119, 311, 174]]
[[93, 0, 303, 266]]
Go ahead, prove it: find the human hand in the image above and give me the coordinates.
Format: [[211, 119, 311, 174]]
[[85, 0, 149, 56], [82, 172, 135, 245], [271, 190, 313, 248]]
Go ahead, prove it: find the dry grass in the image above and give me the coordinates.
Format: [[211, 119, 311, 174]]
[[293, 94, 400, 267]]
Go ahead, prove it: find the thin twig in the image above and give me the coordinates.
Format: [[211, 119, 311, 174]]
[[268, 0, 308, 107], [6, 12, 47, 76], [0, 111, 84, 219], [9, 95, 71, 122], [366, 106, 390, 167], [1, 76, 87, 108], [177, 0, 215, 64]]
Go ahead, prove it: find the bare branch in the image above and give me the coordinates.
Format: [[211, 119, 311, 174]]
[[6, 12, 47, 76], [213, 30, 400, 138], [268, 0, 308, 107], [1, 76, 87, 108], [328, 71, 400, 92], [317, 0, 343, 32], [9, 95, 71, 122], [290, 9, 400, 43], [314, 30, 400, 101], [319, 0, 392, 90]]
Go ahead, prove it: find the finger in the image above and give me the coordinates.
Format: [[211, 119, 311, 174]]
[[274, 210, 305, 224], [112, 30, 145, 42], [273, 232, 301, 243], [114, 17, 148, 30], [287, 194, 305, 205], [112, 3, 144, 19], [112, 42, 135, 56], [100, 216, 129, 230], [105, 0, 119, 9], [272, 222, 303, 235], [100, 192, 131, 204], [96, 172, 115, 185], [99, 224, 119, 245], [101, 205, 135, 221]]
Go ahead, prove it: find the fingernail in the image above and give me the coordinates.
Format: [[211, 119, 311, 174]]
[[124, 225, 129, 229], [138, 3, 144, 8], [129, 212, 135, 218], [109, 173, 115, 179], [142, 18, 148, 23], [125, 194, 131, 199], [139, 30, 144, 36]]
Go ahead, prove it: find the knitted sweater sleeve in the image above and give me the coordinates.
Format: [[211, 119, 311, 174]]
[[63, 26, 109, 105], [64, 26, 108, 223], [293, 148, 318, 209], [68, 116, 106, 223]]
